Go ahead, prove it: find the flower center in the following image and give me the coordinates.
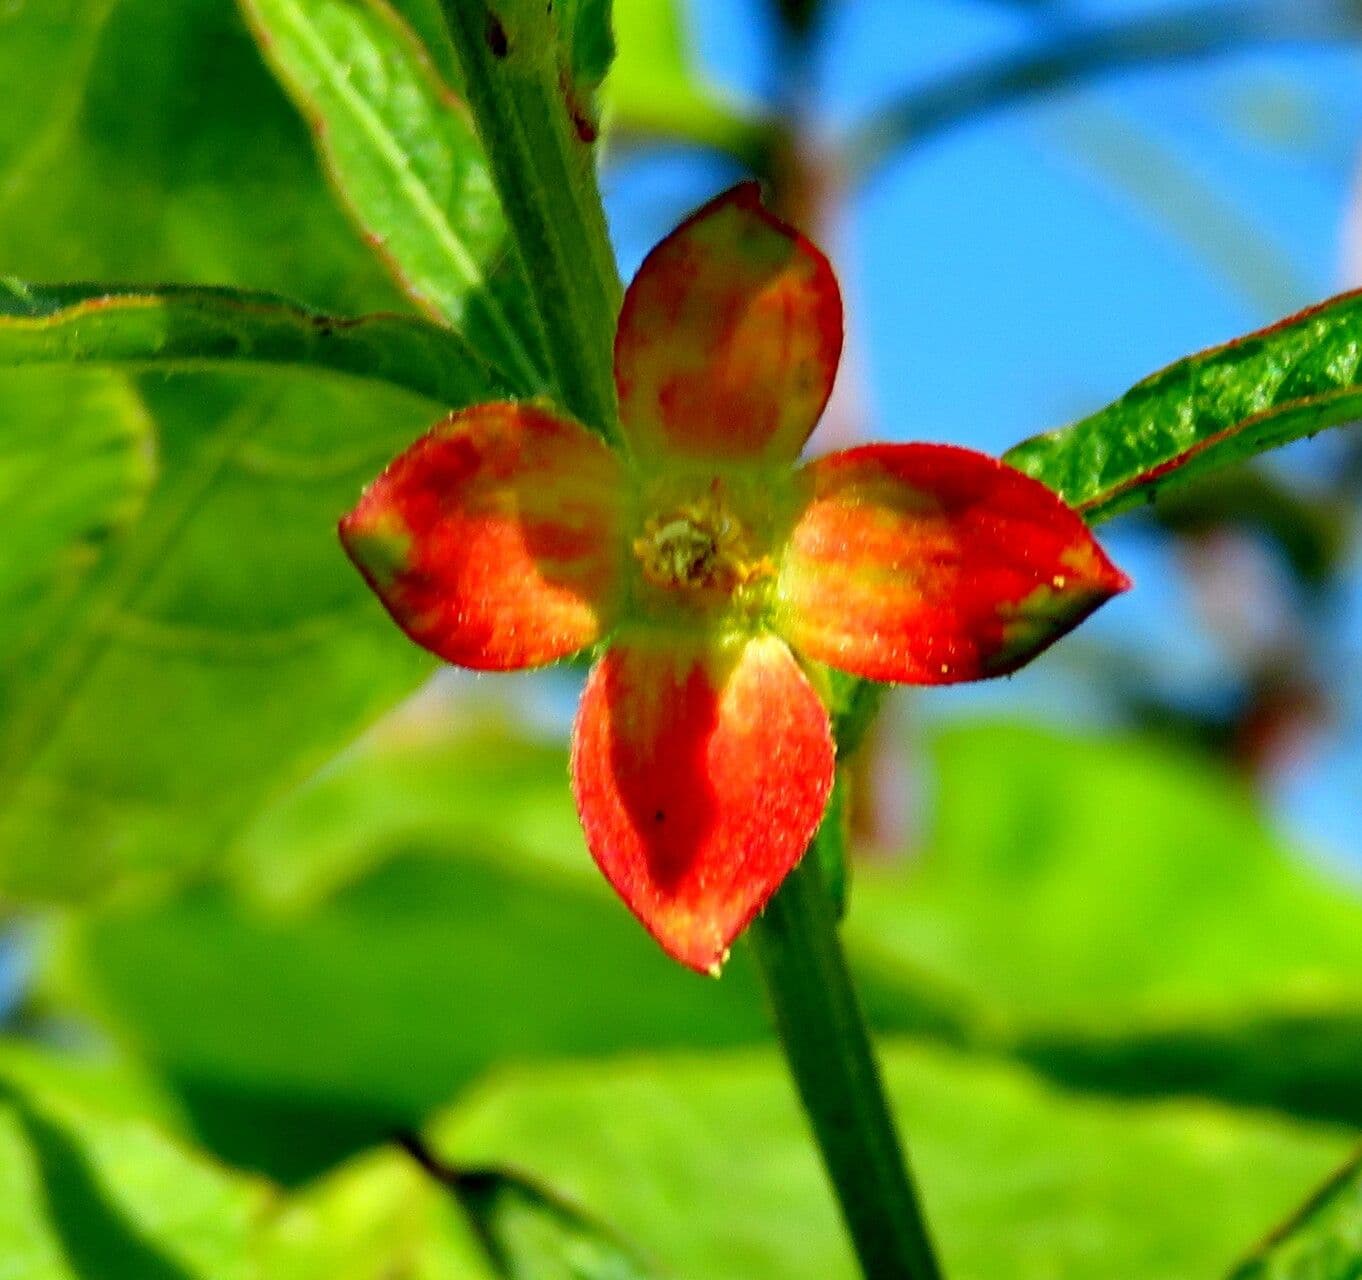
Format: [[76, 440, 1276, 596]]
[[633, 479, 774, 597]]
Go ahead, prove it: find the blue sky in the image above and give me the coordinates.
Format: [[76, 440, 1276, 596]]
[[601, 0, 1362, 871]]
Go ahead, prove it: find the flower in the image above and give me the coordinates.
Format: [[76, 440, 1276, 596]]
[[340, 183, 1129, 974]]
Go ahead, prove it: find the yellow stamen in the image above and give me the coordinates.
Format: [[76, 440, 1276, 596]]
[[633, 480, 773, 596]]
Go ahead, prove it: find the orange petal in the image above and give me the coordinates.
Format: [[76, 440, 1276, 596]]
[[614, 182, 843, 466], [340, 403, 626, 670], [571, 632, 835, 974], [777, 444, 1129, 683]]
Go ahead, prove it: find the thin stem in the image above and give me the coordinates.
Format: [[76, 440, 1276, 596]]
[[440, 0, 621, 437], [749, 811, 944, 1280], [842, 2, 1362, 182]]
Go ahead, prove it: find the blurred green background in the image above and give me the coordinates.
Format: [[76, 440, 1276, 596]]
[[2, 0, 1361, 1276]]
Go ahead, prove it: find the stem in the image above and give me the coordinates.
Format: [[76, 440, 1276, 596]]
[[749, 814, 944, 1280], [842, 3, 1362, 182], [440, 0, 621, 436]]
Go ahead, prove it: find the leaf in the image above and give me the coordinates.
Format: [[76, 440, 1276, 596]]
[[0, 281, 510, 408], [0, 0, 400, 311], [0, 371, 444, 902], [1228, 1145, 1362, 1279], [0, 0, 479, 902], [607, 0, 769, 160], [559, 0, 614, 138], [260, 1148, 496, 1279], [0, 1040, 269, 1280], [400, 1139, 662, 1280], [0, 370, 155, 674], [54, 726, 770, 1180], [1004, 290, 1362, 522], [435, 1041, 1356, 1280], [846, 722, 1362, 1125], [386, 0, 465, 91], [842, 7, 1362, 180], [238, 0, 547, 391], [0, 1036, 517, 1280]]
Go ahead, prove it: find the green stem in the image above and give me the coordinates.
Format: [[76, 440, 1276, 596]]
[[749, 810, 944, 1280], [440, 0, 621, 436]]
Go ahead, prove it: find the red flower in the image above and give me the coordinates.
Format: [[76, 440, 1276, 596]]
[[340, 184, 1129, 974]]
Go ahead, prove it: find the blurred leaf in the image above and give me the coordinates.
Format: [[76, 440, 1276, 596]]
[[852, 722, 1362, 1023], [401, 1138, 662, 1280], [0, 1, 118, 176], [0, 0, 400, 310], [848, 722, 1362, 1123], [0, 1038, 504, 1279], [0, 1039, 269, 1280], [0, 370, 154, 672], [0, 281, 509, 408], [0, 0, 473, 901], [1005, 290, 1362, 522], [1046, 106, 1307, 318], [239, 0, 547, 391], [232, 712, 589, 910], [59, 715, 1362, 1191], [261, 1147, 496, 1279], [0, 371, 440, 902], [607, 0, 770, 161], [1153, 464, 1350, 591], [55, 723, 771, 1178], [0, 1039, 184, 1133], [560, 0, 614, 134], [1228, 1145, 1362, 1279], [843, 5, 1362, 180], [435, 1041, 1355, 1280]]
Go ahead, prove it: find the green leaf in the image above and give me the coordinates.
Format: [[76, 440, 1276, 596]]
[[401, 1140, 662, 1280], [0, 1040, 269, 1280], [387, 0, 466, 91], [434, 1041, 1356, 1280], [1228, 1146, 1362, 1280], [846, 722, 1362, 1124], [0, 0, 478, 902], [0, 371, 155, 674], [238, 0, 547, 391], [0, 0, 401, 311], [0, 1036, 557, 1280], [607, 0, 770, 160], [559, 0, 614, 139], [853, 721, 1362, 1023], [0, 371, 442, 902], [0, 281, 510, 407], [260, 1148, 496, 1279], [1004, 291, 1362, 522], [54, 727, 770, 1180]]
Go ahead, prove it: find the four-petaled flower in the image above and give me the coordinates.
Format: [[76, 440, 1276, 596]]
[[340, 184, 1129, 974]]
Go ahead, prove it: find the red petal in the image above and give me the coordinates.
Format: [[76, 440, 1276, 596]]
[[571, 633, 835, 974], [614, 182, 843, 466], [340, 403, 626, 671], [777, 444, 1130, 683]]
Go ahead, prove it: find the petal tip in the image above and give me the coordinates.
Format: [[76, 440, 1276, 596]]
[[571, 636, 835, 973], [613, 181, 843, 464], [338, 403, 625, 671]]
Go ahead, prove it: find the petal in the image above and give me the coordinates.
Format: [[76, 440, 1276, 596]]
[[340, 403, 626, 671], [571, 632, 835, 974], [614, 182, 843, 466], [777, 444, 1130, 683]]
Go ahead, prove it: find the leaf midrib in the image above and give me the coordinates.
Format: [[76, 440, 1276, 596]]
[[253, 0, 541, 387]]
